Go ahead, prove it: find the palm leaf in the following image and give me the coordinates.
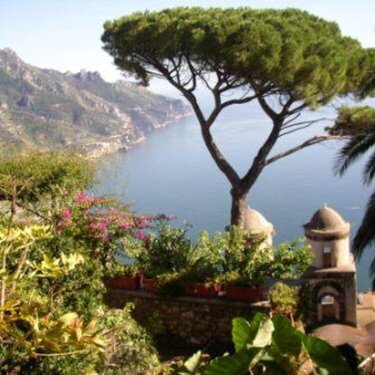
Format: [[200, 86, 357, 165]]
[[360, 71, 375, 98], [369, 257, 375, 290], [334, 133, 375, 176], [363, 149, 375, 185], [353, 190, 375, 259]]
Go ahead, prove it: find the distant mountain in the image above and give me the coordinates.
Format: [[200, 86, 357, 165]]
[[0, 48, 191, 157]]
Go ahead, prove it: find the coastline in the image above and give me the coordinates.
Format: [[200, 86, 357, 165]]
[[84, 111, 193, 159]]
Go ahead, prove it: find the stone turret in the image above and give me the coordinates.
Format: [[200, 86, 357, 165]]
[[303, 205, 357, 327], [303, 204, 354, 270], [243, 207, 274, 246]]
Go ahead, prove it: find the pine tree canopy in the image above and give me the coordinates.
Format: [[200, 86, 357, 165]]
[[102, 7, 373, 107]]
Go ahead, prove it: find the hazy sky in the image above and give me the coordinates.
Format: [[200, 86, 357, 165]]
[[1, 0, 374, 95]]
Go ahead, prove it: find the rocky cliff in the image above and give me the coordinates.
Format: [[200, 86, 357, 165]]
[[0, 48, 191, 157]]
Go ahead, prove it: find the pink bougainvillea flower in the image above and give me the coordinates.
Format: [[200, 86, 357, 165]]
[[133, 231, 149, 242], [89, 222, 108, 232], [101, 234, 110, 243], [74, 192, 103, 205], [61, 209, 72, 218], [56, 218, 72, 232], [120, 223, 131, 231]]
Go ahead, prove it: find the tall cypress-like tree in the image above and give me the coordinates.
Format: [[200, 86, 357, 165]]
[[102, 7, 373, 227]]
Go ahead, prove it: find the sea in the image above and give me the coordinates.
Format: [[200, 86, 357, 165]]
[[94, 96, 375, 292]]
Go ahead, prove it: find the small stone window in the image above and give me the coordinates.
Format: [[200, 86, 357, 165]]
[[321, 295, 335, 305], [323, 245, 331, 253], [323, 244, 332, 267]]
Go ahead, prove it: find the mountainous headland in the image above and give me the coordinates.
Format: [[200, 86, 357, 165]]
[[0, 48, 191, 158]]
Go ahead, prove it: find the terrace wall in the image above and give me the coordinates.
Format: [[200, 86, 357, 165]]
[[105, 289, 270, 346]]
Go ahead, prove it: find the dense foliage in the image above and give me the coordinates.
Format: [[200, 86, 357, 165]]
[[139, 224, 312, 291], [0, 152, 158, 374]]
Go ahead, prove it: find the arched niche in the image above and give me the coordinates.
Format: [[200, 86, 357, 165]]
[[312, 282, 345, 324]]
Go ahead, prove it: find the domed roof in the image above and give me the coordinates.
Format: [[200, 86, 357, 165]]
[[304, 205, 350, 237], [244, 207, 274, 235]]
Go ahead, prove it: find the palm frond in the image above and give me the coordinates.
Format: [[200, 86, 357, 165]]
[[363, 149, 375, 185], [370, 257, 375, 290], [361, 72, 375, 99], [353, 190, 375, 259], [334, 133, 375, 176]]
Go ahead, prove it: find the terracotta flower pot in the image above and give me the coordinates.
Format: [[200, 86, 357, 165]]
[[184, 283, 221, 298], [225, 285, 263, 302], [142, 277, 159, 293], [105, 274, 141, 290]]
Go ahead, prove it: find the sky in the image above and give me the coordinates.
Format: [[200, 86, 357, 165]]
[[1, 0, 375, 96]]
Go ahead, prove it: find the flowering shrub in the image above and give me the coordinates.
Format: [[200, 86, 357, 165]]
[[0, 153, 161, 374], [55, 193, 156, 278]]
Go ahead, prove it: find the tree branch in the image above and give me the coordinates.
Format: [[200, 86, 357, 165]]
[[200, 126, 241, 186], [241, 119, 283, 190], [281, 117, 327, 131], [256, 92, 277, 120], [147, 56, 240, 186], [265, 135, 343, 165], [279, 118, 327, 137], [283, 113, 301, 126], [280, 123, 319, 137], [222, 94, 257, 109]]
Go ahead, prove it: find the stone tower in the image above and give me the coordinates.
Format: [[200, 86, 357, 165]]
[[303, 205, 357, 326], [243, 207, 274, 246]]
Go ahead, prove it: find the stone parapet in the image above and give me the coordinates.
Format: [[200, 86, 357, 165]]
[[105, 289, 269, 346]]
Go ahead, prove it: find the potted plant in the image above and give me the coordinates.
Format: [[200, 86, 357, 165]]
[[104, 263, 142, 290], [222, 226, 272, 302], [183, 231, 224, 298], [139, 221, 192, 294], [224, 271, 265, 302], [103, 235, 147, 291], [157, 272, 185, 297]]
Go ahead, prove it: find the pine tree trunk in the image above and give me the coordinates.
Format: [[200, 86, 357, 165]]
[[230, 189, 248, 228]]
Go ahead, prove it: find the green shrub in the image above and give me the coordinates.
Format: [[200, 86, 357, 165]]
[[221, 226, 273, 286], [271, 239, 313, 280], [0, 151, 94, 220], [269, 281, 300, 318], [140, 220, 192, 278], [182, 231, 225, 284]]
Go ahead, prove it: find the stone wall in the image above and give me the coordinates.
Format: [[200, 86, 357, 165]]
[[105, 289, 269, 346]]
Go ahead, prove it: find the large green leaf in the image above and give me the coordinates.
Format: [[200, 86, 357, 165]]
[[184, 351, 203, 373], [253, 317, 274, 348], [300, 334, 351, 375], [260, 354, 291, 375], [232, 317, 253, 352], [232, 314, 274, 352], [203, 348, 261, 375], [272, 315, 302, 356]]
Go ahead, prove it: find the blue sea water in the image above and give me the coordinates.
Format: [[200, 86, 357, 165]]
[[94, 99, 374, 291]]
